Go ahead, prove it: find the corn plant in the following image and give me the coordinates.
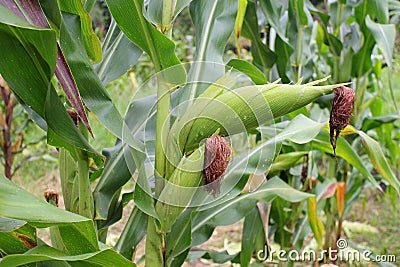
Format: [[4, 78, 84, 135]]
[[0, 0, 398, 266]]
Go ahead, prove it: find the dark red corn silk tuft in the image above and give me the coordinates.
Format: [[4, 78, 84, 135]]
[[329, 86, 355, 156], [202, 135, 232, 196]]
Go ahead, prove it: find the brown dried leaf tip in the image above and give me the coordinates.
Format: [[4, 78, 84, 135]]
[[202, 135, 232, 196], [329, 86, 355, 156], [67, 109, 79, 127], [44, 189, 59, 207]]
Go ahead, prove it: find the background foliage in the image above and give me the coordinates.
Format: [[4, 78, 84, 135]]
[[0, 0, 399, 266]]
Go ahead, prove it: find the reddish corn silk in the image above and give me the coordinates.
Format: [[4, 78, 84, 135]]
[[202, 135, 232, 196], [329, 86, 355, 156]]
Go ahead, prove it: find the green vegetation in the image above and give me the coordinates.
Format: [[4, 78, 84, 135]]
[[0, 0, 399, 266]]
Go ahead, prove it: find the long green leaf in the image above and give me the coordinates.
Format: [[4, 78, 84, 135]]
[[241, 207, 264, 267], [0, 175, 99, 254], [95, 19, 142, 85], [177, 0, 238, 105], [106, 0, 181, 72], [191, 177, 312, 246], [365, 15, 398, 111], [0, 218, 36, 255], [0, 244, 136, 267], [0, 4, 99, 155], [114, 207, 147, 259], [1, 0, 94, 136], [193, 114, 325, 211], [242, 1, 276, 73], [311, 131, 381, 189], [59, 12, 143, 152], [144, 0, 193, 26], [227, 59, 268, 85], [58, 0, 102, 63], [358, 131, 400, 194]]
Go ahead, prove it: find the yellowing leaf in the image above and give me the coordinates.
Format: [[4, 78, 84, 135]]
[[307, 196, 324, 248]]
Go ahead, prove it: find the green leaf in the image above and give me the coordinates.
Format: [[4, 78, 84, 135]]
[[292, 0, 308, 26], [0, 218, 26, 232], [311, 131, 381, 189], [191, 177, 312, 246], [0, 5, 55, 114], [106, 0, 181, 72], [194, 114, 326, 211], [0, 244, 136, 267], [59, 12, 143, 151], [367, 0, 389, 23], [234, 0, 248, 38], [274, 35, 294, 82], [58, 0, 102, 63], [94, 93, 159, 221], [1, 0, 95, 138], [259, 0, 288, 40], [0, 175, 99, 254], [144, 0, 193, 26], [358, 131, 400, 194], [361, 114, 400, 131], [177, 0, 238, 105], [202, 250, 239, 264], [165, 209, 193, 266], [241, 208, 264, 267], [45, 87, 99, 157], [134, 160, 158, 219], [269, 151, 309, 175], [242, 1, 277, 72], [227, 59, 268, 85], [0, 3, 105, 156], [365, 15, 397, 111], [114, 207, 147, 259], [93, 144, 133, 220], [0, 218, 36, 255], [95, 20, 142, 85]]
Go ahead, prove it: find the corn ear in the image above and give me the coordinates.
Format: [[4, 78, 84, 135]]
[[174, 82, 343, 152], [165, 74, 237, 178], [156, 146, 204, 232]]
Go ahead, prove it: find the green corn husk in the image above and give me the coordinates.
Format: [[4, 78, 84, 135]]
[[156, 146, 204, 233], [175, 79, 343, 153]]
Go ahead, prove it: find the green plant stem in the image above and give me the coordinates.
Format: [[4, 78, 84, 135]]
[[145, 217, 165, 266], [295, 26, 304, 81], [323, 201, 334, 257], [150, 10, 177, 265], [334, 3, 343, 37], [161, 0, 177, 35], [333, 56, 340, 83], [353, 75, 368, 121], [76, 123, 94, 219], [326, 157, 336, 179], [76, 148, 93, 218]]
